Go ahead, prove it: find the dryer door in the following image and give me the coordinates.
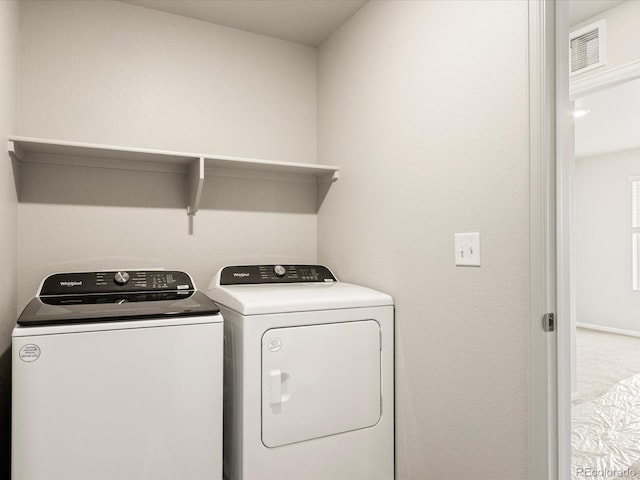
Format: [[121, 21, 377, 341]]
[[261, 319, 381, 448]]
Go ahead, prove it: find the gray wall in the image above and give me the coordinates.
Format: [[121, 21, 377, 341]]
[[13, 1, 534, 478], [0, 1, 20, 475], [576, 148, 640, 332], [17, 0, 319, 310], [317, 2, 529, 478]]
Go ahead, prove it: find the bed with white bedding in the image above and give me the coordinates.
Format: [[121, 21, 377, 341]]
[[572, 372, 640, 478]]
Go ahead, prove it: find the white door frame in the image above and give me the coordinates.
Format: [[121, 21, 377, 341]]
[[529, 1, 558, 479], [555, 2, 572, 480], [554, 9, 640, 480]]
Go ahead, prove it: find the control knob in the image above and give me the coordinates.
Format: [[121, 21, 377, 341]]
[[273, 265, 286, 278], [114, 271, 130, 286]]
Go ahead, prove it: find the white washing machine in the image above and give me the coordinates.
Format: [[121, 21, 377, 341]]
[[12, 270, 224, 480], [207, 264, 394, 480]]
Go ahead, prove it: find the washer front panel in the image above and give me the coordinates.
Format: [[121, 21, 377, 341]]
[[12, 319, 223, 480]]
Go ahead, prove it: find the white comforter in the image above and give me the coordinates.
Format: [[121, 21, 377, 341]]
[[572, 373, 640, 478]]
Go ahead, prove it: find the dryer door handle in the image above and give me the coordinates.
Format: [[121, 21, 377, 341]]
[[269, 369, 282, 404]]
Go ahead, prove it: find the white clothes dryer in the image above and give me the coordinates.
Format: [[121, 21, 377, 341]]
[[207, 264, 394, 480], [13, 270, 224, 480]]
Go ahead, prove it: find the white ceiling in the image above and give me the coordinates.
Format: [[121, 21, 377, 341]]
[[120, 0, 627, 48], [569, 0, 627, 26], [575, 78, 640, 158], [120, 0, 367, 46]]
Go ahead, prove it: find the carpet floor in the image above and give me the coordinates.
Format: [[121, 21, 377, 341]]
[[574, 327, 640, 404]]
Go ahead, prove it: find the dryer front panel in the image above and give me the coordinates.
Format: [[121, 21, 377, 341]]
[[261, 319, 381, 448]]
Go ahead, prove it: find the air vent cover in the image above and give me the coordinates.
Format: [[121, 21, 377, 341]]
[[570, 20, 606, 76]]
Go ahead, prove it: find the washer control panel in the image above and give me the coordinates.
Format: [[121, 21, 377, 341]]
[[39, 270, 194, 296], [220, 265, 336, 285]]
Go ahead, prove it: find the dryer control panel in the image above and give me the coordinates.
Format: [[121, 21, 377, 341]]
[[220, 265, 336, 285]]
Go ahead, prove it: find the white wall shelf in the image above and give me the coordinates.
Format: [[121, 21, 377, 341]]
[[7, 136, 340, 215]]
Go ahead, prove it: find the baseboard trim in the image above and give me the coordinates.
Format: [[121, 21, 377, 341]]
[[576, 322, 640, 338]]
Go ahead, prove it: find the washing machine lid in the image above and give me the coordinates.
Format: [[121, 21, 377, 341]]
[[208, 265, 392, 315], [17, 291, 219, 327], [17, 270, 220, 326]]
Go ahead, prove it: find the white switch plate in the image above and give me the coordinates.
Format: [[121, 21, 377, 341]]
[[455, 232, 480, 267]]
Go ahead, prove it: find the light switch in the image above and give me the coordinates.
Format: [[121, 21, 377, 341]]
[[455, 232, 480, 267]]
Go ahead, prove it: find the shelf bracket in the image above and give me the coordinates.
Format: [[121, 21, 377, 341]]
[[316, 169, 339, 209], [187, 157, 204, 216], [317, 170, 340, 184], [8, 139, 23, 162], [7, 140, 22, 198]]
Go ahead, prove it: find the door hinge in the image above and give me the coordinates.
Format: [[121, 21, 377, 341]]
[[542, 313, 555, 332]]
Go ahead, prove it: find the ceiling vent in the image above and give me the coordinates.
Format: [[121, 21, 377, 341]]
[[570, 20, 606, 76]]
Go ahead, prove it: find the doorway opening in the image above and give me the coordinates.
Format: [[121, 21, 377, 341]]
[[570, 76, 640, 480], [562, 2, 640, 478]]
